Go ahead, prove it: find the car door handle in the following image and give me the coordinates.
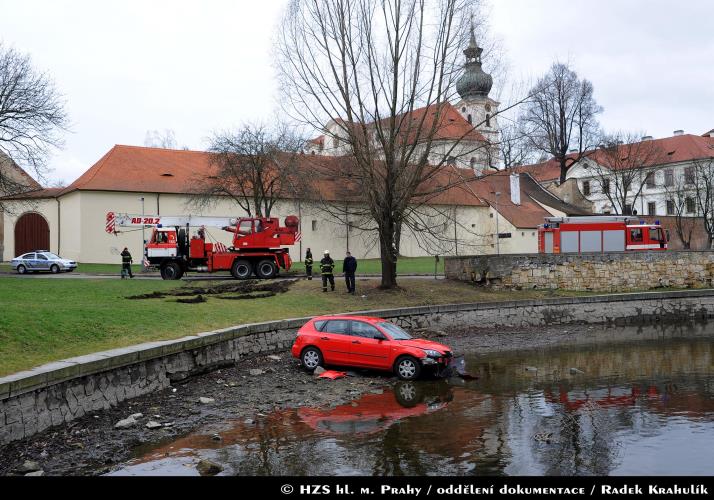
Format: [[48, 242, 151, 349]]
[[321, 337, 330, 340], [352, 340, 361, 344]]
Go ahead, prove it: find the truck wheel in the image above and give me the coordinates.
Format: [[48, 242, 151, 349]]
[[161, 262, 183, 280], [255, 259, 277, 279], [231, 259, 252, 280]]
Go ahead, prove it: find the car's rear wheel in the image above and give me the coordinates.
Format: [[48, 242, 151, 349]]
[[301, 347, 323, 372], [50, 264, 60, 274], [17, 265, 26, 274], [394, 356, 421, 381], [231, 259, 252, 280]]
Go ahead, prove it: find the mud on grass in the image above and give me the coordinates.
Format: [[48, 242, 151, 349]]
[[126, 279, 296, 303]]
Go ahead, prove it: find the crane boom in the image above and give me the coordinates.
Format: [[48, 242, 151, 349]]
[[106, 212, 238, 234]]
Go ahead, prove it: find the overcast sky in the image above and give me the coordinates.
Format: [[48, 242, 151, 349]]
[[1, 0, 712, 185]]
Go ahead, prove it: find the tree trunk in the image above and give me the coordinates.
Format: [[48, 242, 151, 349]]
[[379, 217, 398, 289], [559, 157, 568, 185]]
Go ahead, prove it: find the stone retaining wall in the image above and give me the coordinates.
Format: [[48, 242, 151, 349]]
[[445, 251, 714, 291], [3, 288, 714, 445]]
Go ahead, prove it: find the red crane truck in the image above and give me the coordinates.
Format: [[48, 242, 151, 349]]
[[106, 212, 300, 280], [538, 216, 667, 254]]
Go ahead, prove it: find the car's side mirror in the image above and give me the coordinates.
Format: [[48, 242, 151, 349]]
[[373, 332, 387, 341]]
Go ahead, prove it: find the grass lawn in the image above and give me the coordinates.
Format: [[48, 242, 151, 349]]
[[0, 275, 564, 376], [1, 256, 442, 276]]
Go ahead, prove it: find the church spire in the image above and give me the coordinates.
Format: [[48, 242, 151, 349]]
[[455, 19, 492, 100]]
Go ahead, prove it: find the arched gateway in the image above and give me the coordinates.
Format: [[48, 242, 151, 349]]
[[14, 212, 50, 256]]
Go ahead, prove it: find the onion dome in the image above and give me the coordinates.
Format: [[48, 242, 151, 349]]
[[455, 27, 493, 99]]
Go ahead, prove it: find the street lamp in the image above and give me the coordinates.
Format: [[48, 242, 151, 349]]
[[494, 191, 501, 255]]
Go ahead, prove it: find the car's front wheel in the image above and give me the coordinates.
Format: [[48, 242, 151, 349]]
[[17, 264, 26, 274], [50, 264, 60, 274], [395, 356, 421, 381], [301, 347, 323, 372]]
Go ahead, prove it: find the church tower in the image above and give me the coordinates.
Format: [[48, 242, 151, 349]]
[[455, 25, 500, 155]]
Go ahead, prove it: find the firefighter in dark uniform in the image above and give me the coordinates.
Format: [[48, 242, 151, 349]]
[[320, 250, 335, 292], [121, 247, 134, 279], [305, 248, 314, 280]]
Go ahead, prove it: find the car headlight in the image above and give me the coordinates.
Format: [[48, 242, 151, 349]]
[[422, 349, 442, 358]]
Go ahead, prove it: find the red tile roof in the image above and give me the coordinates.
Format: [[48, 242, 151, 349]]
[[512, 133, 714, 182]]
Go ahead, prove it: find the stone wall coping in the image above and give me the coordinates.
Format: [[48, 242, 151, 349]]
[[3, 287, 714, 401]]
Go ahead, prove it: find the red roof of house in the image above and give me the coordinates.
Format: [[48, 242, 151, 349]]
[[512, 133, 714, 182], [54, 145, 488, 207], [308, 102, 486, 146]]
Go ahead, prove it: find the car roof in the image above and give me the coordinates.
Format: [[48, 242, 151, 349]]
[[311, 315, 385, 323]]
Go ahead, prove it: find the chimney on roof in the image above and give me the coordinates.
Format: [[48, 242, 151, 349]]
[[641, 135, 653, 141], [510, 173, 521, 206], [673, 130, 684, 136]]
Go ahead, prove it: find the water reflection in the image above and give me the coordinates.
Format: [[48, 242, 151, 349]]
[[110, 324, 714, 476]]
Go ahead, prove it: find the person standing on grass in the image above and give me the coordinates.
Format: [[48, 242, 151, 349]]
[[320, 250, 335, 292], [305, 248, 314, 280], [343, 251, 357, 295], [120, 247, 134, 279]]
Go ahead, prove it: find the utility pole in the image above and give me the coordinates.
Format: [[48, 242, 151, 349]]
[[140, 196, 145, 271], [495, 192, 501, 255]]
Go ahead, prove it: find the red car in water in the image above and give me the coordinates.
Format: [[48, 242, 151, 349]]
[[291, 315, 453, 380]]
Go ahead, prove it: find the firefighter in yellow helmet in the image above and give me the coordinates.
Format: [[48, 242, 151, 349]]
[[320, 250, 335, 292]]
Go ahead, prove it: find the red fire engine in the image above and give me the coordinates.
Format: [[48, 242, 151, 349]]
[[537, 216, 668, 254], [106, 212, 300, 280]]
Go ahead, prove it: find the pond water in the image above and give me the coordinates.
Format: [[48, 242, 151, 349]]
[[110, 323, 714, 476]]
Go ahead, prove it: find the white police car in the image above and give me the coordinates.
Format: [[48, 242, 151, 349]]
[[10, 251, 77, 274]]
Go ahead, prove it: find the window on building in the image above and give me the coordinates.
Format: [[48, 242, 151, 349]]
[[686, 197, 695, 213], [461, 107, 466, 113], [470, 157, 476, 169], [485, 113, 491, 127], [601, 179, 610, 194], [647, 201, 656, 215], [645, 172, 655, 188], [446, 156, 456, 166], [582, 180, 591, 196], [684, 166, 695, 184], [664, 169, 674, 186], [467, 114, 472, 124], [624, 204, 633, 215], [311, 220, 318, 231], [666, 199, 675, 215]]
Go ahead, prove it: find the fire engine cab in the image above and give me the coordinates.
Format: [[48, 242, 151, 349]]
[[538, 216, 668, 254]]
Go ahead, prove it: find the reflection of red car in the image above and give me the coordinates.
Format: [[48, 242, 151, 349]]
[[298, 382, 450, 434], [291, 315, 453, 380]]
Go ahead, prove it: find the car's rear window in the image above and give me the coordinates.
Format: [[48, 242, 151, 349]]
[[322, 319, 350, 335]]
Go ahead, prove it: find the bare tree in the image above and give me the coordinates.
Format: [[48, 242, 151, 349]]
[[689, 158, 714, 248], [519, 62, 602, 184], [0, 43, 68, 200], [588, 132, 665, 215], [663, 175, 696, 249], [499, 121, 535, 168], [275, 0, 518, 288], [189, 123, 304, 218], [144, 129, 178, 149]]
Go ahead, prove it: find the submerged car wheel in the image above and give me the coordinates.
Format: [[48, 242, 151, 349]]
[[17, 264, 26, 274], [301, 347, 323, 372], [50, 264, 60, 274], [395, 356, 421, 381]]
